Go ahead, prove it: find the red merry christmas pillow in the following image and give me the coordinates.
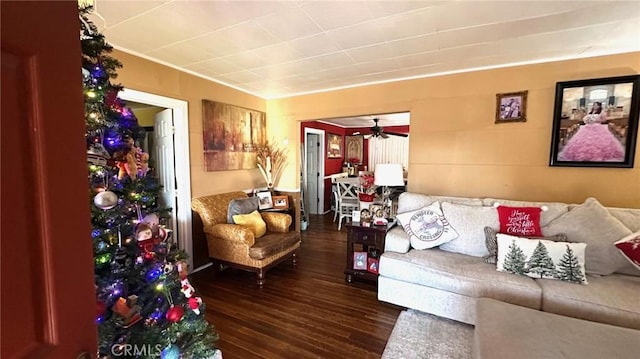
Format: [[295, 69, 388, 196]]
[[497, 205, 542, 237]]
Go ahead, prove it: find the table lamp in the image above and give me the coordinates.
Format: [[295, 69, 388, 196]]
[[374, 163, 405, 220]]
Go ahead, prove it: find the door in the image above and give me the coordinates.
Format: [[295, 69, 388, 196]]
[[306, 133, 320, 214], [1, 1, 97, 358], [154, 109, 178, 236]]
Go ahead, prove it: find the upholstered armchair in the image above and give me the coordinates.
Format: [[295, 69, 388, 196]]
[[191, 191, 300, 286]]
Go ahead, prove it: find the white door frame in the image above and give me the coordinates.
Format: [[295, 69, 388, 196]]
[[303, 128, 325, 213], [120, 89, 193, 269]]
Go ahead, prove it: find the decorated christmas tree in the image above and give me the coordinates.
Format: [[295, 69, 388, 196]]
[[80, 6, 218, 358]]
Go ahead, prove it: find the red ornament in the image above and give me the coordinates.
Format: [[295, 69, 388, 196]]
[[166, 305, 184, 323], [188, 297, 202, 315]]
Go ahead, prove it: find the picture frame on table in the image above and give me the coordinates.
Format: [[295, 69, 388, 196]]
[[549, 75, 640, 168], [353, 252, 367, 270], [272, 195, 289, 210], [495, 90, 528, 123], [256, 191, 273, 210], [367, 258, 379, 274]]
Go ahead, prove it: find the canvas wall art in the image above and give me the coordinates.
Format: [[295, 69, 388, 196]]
[[202, 100, 266, 171]]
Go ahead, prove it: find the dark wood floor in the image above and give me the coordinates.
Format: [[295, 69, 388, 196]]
[[190, 214, 402, 359]]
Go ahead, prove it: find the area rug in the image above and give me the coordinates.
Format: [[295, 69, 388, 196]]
[[382, 309, 474, 359]]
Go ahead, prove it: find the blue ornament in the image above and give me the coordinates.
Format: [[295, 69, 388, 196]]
[[91, 229, 102, 238], [161, 345, 180, 359], [145, 264, 163, 282]]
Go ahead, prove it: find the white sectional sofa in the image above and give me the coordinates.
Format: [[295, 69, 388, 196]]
[[378, 192, 640, 330]]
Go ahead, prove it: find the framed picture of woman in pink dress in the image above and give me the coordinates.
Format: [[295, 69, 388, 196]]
[[550, 75, 640, 168]]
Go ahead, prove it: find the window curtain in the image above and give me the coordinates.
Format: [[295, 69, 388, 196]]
[[368, 136, 409, 171]]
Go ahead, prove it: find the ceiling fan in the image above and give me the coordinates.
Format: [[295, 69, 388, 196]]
[[353, 118, 408, 139]]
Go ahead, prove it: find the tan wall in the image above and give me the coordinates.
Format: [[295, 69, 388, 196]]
[[114, 50, 271, 197], [132, 106, 164, 127], [269, 52, 640, 208]]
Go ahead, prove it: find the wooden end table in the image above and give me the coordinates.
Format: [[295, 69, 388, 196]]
[[344, 221, 395, 284]]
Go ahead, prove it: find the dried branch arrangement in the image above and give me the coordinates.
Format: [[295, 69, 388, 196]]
[[256, 141, 287, 189]]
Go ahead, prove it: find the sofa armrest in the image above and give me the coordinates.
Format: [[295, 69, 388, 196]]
[[208, 223, 255, 247], [385, 226, 411, 253], [260, 212, 292, 233]]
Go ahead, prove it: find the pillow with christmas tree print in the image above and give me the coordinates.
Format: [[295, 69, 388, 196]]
[[614, 231, 640, 272], [496, 233, 588, 284]]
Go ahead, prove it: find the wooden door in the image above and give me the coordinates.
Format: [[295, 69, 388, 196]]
[[1, 1, 97, 358]]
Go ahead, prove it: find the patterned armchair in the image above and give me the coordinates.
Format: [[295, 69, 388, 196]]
[[191, 191, 300, 286]]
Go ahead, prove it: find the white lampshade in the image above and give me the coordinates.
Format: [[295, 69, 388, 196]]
[[374, 164, 405, 186]]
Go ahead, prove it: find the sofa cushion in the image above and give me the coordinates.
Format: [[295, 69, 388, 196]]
[[397, 192, 482, 214], [483, 226, 568, 265], [227, 196, 259, 223], [379, 249, 542, 309], [396, 202, 459, 250], [439, 203, 499, 257], [384, 227, 411, 253], [192, 191, 248, 227], [248, 232, 300, 260], [483, 198, 569, 226], [232, 210, 266, 238], [496, 205, 542, 236], [614, 231, 640, 272], [542, 197, 634, 275], [496, 233, 587, 284], [537, 274, 640, 330], [608, 207, 640, 232]]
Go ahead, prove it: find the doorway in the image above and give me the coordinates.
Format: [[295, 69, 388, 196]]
[[119, 89, 194, 269], [304, 128, 325, 214]]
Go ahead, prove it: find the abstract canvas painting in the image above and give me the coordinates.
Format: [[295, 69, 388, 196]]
[[202, 100, 266, 171]]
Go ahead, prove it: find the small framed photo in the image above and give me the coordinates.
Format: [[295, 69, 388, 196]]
[[256, 191, 273, 210], [272, 195, 289, 210], [367, 258, 379, 274], [352, 209, 361, 222], [495, 90, 528, 123], [353, 252, 367, 270], [327, 133, 343, 158]]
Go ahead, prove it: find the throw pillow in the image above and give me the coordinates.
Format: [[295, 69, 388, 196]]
[[232, 210, 266, 238], [439, 202, 499, 257], [485, 198, 569, 226], [396, 202, 459, 250], [542, 197, 633, 276], [483, 226, 568, 264], [496, 205, 542, 236], [614, 231, 640, 272], [227, 197, 259, 224], [496, 233, 588, 284]]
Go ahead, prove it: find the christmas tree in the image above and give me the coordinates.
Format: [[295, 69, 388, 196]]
[[555, 245, 586, 284], [80, 6, 218, 358], [503, 240, 527, 275], [526, 241, 556, 278]]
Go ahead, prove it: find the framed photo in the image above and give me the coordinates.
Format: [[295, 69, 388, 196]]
[[327, 133, 343, 158], [352, 209, 361, 222], [495, 91, 528, 123], [367, 258, 379, 274], [345, 135, 363, 164], [353, 252, 367, 270], [272, 195, 289, 210], [550, 75, 640, 168], [256, 191, 273, 210]]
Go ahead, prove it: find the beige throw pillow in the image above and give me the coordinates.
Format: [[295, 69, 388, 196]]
[[542, 197, 633, 275], [439, 202, 499, 257], [396, 202, 459, 250]]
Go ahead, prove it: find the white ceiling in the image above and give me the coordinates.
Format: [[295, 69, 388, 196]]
[[88, 0, 640, 100]]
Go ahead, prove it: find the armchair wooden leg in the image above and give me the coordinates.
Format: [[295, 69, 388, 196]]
[[256, 270, 265, 286]]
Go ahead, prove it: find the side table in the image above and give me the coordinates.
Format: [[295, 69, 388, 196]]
[[345, 221, 395, 284]]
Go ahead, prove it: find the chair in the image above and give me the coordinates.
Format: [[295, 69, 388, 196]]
[[191, 191, 300, 286], [336, 179, 360, 230], [330, 172, 349, 222]]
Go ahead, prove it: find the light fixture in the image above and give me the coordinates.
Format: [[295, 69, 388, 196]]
[[374, 163, 405, 219]]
